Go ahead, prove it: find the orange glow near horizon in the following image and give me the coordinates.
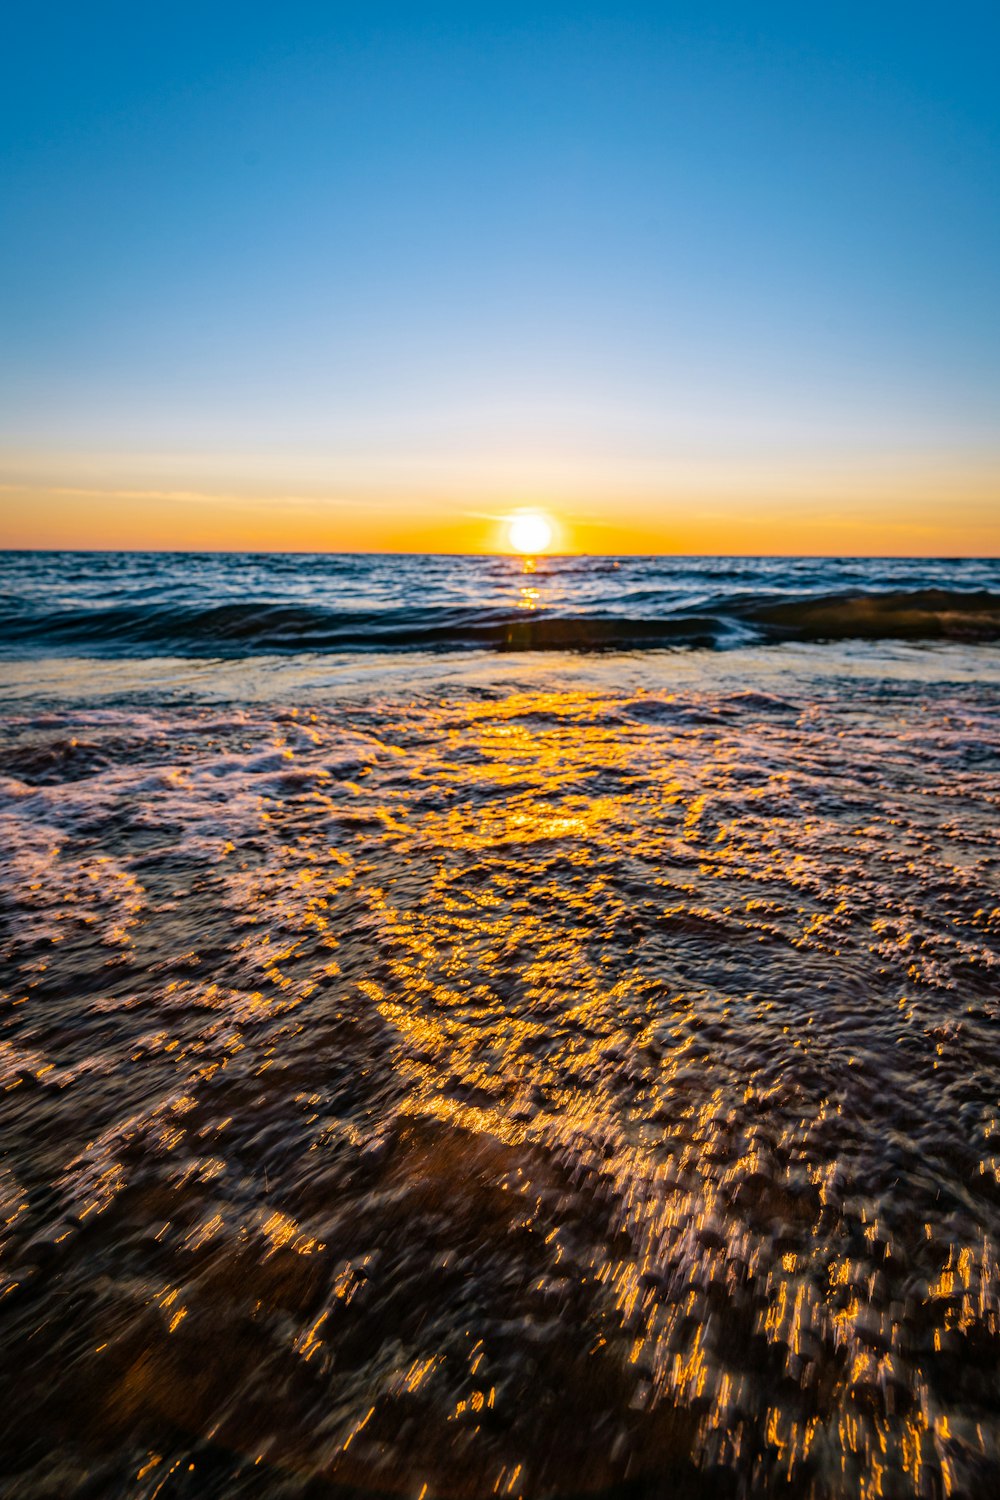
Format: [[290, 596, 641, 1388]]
[[0, 454, 998, 555]]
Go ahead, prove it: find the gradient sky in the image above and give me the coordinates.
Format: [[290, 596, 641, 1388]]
[[1, 2, 998, 553]]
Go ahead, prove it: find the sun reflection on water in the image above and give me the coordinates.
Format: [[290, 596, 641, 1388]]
[[0, 678, 998, 1496]]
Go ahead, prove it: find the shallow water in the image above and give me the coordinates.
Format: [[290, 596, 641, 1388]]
[[1, 646, 999, 1498]]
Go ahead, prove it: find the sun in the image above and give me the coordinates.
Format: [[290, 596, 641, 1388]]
[[507, 512, 553, 555]]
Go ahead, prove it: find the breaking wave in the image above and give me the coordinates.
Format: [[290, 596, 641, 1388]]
[[2, 588, 999, 656]]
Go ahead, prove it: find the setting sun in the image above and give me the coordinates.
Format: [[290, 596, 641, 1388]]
[[508, 512, 553, 555]]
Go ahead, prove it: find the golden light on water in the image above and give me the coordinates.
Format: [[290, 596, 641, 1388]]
[[507, 512, 553, 555], [4, 676, 1000, 1496]]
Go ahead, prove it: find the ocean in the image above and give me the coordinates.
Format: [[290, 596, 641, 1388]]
[[1, 551, 999, 1499], [1, 551, 999, 658]]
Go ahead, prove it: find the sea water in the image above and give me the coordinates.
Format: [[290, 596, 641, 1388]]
[[1, 552, 999, 1498]]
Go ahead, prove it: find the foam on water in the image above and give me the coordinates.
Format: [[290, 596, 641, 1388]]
[[1, 655, 999, 1497]]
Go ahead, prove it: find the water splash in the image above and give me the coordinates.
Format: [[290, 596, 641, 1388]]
[[1, 673, 999, 1496]]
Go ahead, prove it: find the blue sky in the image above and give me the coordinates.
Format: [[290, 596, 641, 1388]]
[[1, 3, 998, 550]]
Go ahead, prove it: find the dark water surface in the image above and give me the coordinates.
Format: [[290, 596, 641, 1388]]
[[1, 555, 1000, 1499], [2, 552, 999, 654]]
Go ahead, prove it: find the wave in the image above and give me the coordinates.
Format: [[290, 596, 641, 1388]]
[[744, 588, 1000, 641], [1, 589, 998, 657]]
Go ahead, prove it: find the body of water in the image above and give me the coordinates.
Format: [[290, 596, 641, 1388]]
[[1, 551, 999, 656], [1, 552, 999, 1498]]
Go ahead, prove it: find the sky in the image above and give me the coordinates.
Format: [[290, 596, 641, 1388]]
[[1, 2, 998, 554]]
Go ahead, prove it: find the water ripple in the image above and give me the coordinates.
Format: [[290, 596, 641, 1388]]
[[0, 677, 998, 1497]]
